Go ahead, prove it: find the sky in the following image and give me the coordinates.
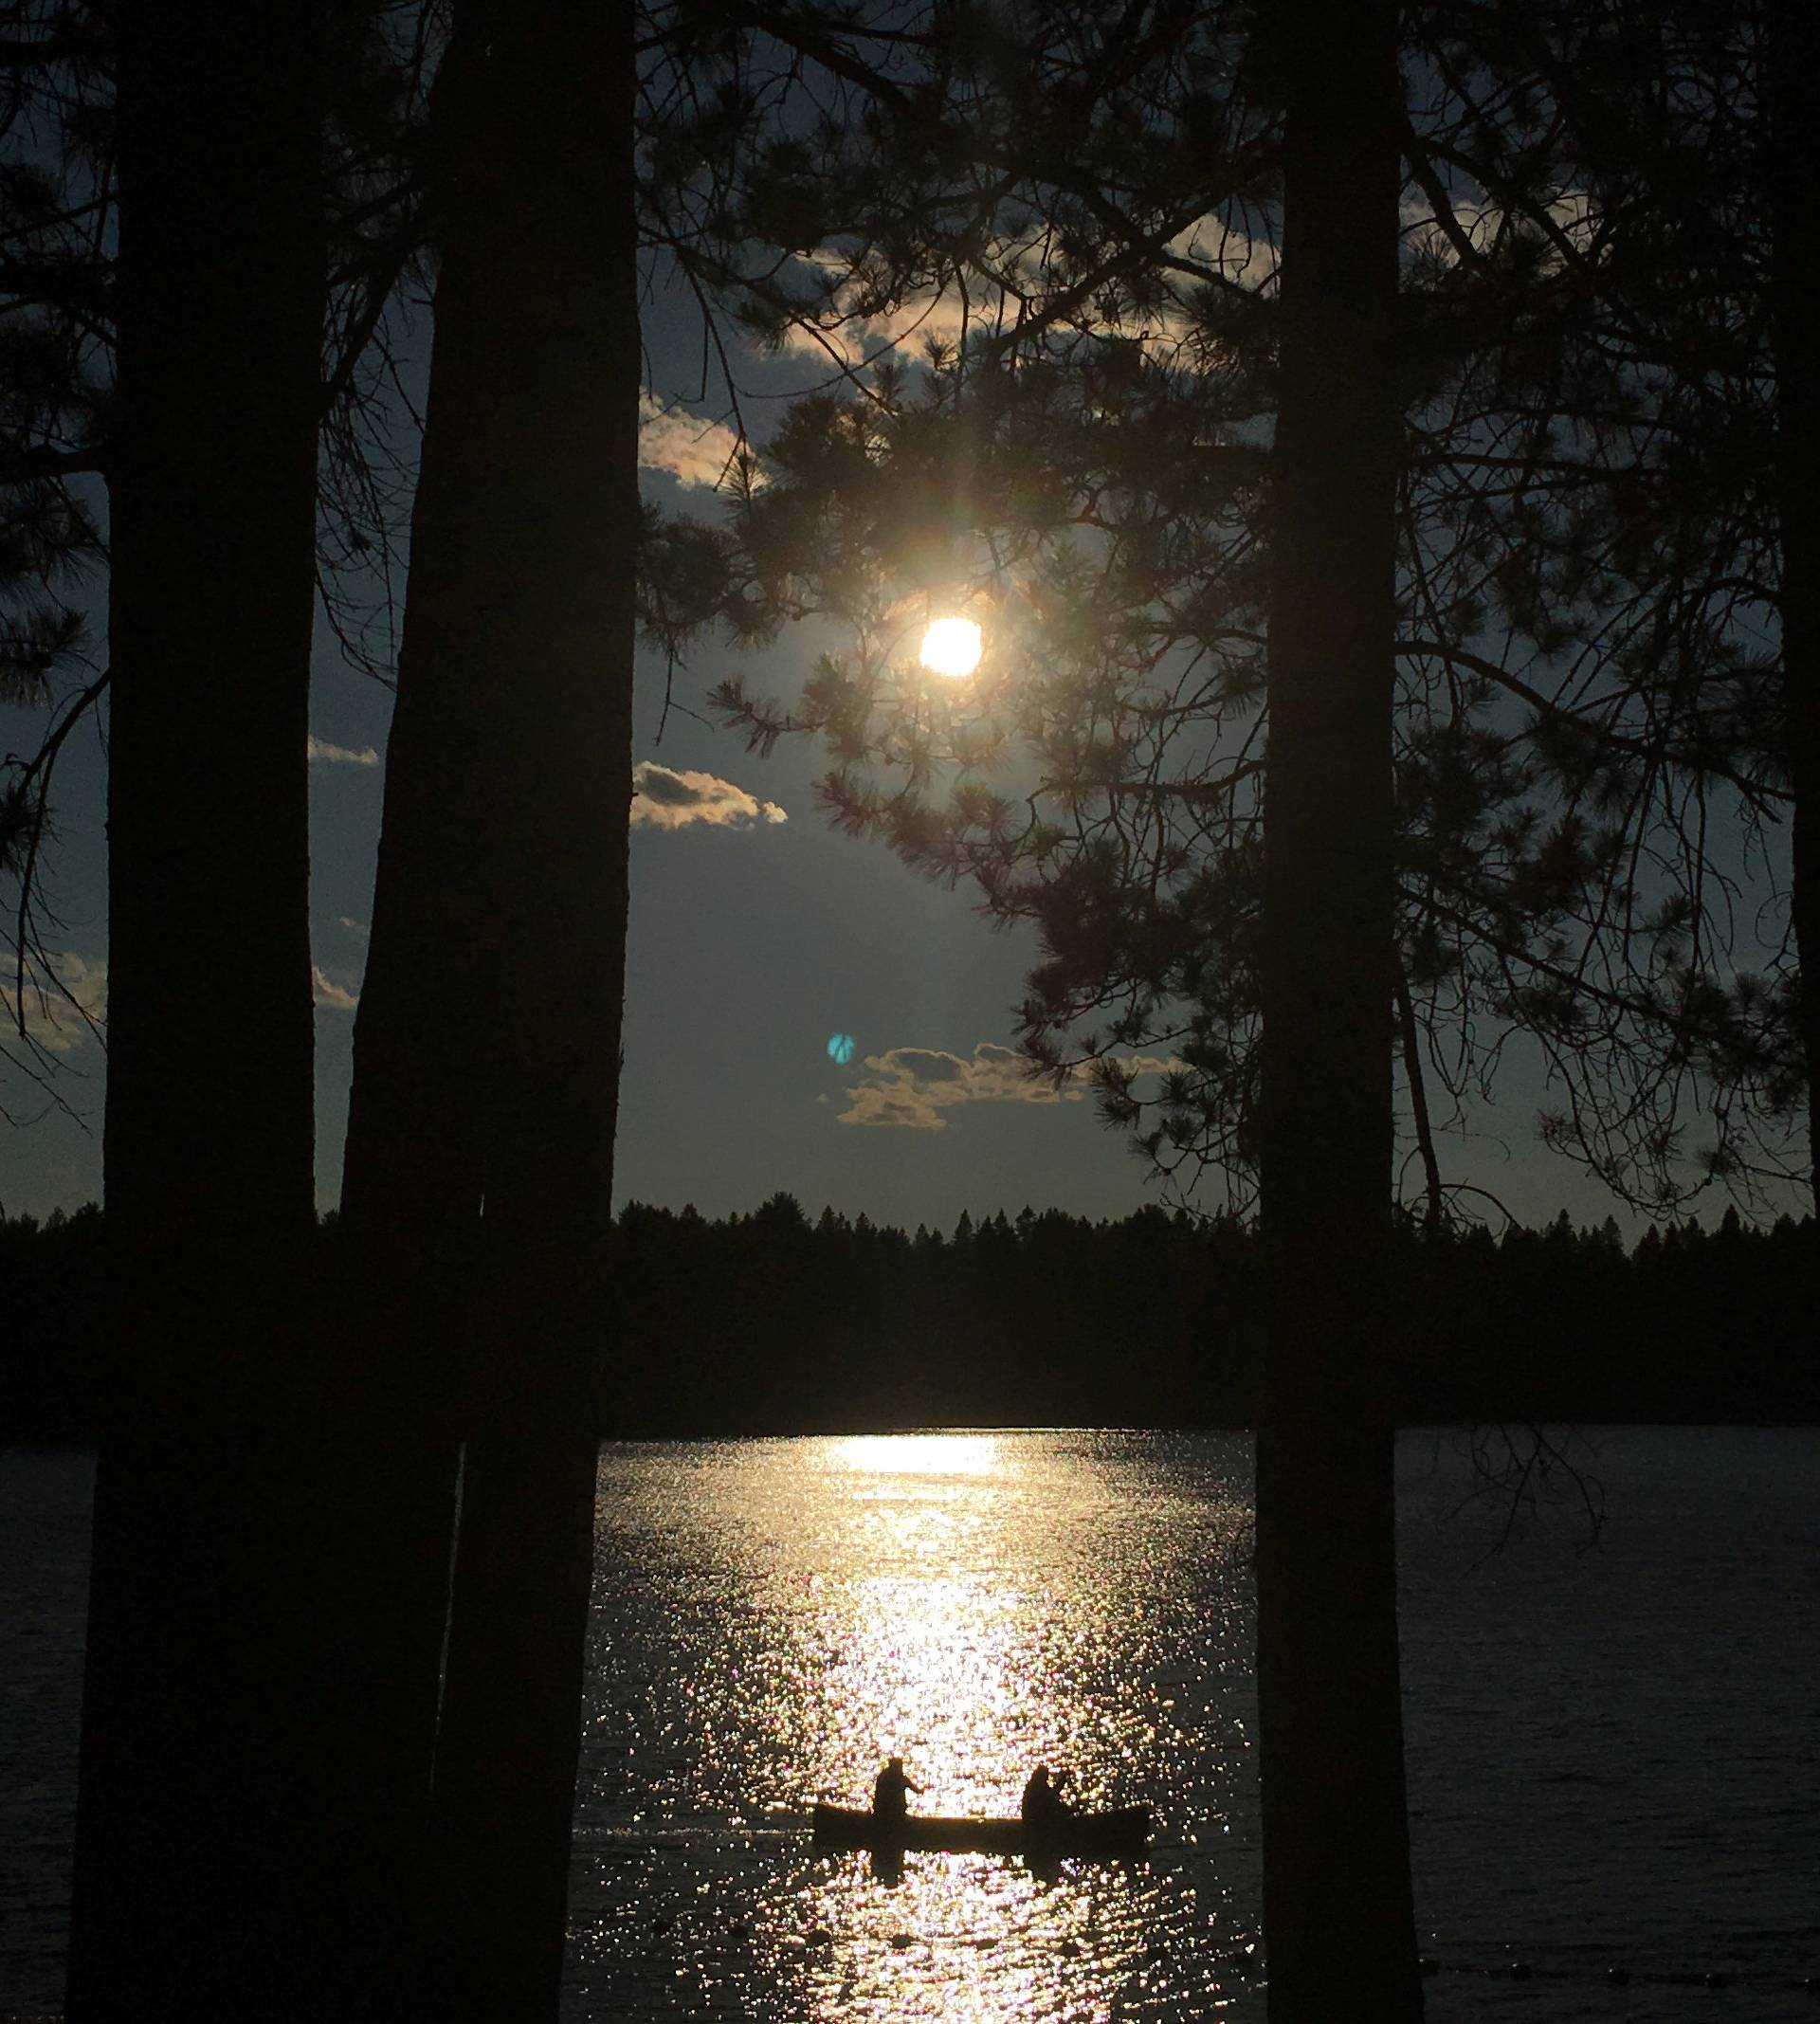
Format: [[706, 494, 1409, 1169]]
[[3, 576, 1212, 1231], [0, 265, 1797, 1236], [0, 507, 1718, 1239]]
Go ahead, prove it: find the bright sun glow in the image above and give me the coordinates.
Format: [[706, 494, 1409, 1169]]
[[919, 614, 983, 679]]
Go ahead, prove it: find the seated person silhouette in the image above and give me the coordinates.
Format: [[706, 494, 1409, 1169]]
[[872, 1755, 919, 1824], [1021, 1763, 1072, 1832]]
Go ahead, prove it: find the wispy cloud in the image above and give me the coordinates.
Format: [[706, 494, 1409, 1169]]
[[307, 735, 379, 767], [840, 1042, 1174, 1130], [772, 241, 1245, 394], [839, 1043, 1067, 1129], [7, 950, 367, 1045], [1165, 211, 1278, 291], [630, 761, 787, 831], [1403, 188, 1598, 271], [638, 392, 755, 491], [776, 269, 976, 368], [312, 965, 359, 1012], [2, 950, 105, 1053], [337, 916, 369, 937]]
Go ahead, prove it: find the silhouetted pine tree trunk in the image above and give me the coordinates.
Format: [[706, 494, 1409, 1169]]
[[1254, 0, 1421, 2017], [339, 3, 636, 2015], [67, 4, 327, 2016], [1766, 0, 1820, 1179]]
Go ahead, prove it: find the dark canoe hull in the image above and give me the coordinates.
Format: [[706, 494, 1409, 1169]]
[[812, 1801, 1151, 1857]]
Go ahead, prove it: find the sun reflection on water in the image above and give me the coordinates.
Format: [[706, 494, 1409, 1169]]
[[831, 1431, 1005, 1477], [571, 1432, 1260, 2021]]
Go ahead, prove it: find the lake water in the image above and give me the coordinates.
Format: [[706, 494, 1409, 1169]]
[[3, 1430, 1817, 2020]]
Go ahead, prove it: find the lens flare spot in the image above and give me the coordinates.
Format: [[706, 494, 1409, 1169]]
[[827, 1032, 856, 1065], [919, 614, 983, 678]]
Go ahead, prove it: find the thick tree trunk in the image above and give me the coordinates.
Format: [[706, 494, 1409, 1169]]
[[1255, 1, 1421, 2018], [1766, 1, 1820, 1182], [338, 4, 636, 2015], [68, 4, 327, 2016]]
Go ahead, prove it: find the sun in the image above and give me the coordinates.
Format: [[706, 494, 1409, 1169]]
[[919, 614, 983, 679]]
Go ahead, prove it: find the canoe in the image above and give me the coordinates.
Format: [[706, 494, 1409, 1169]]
[[811, 1800, 1151, 1857]]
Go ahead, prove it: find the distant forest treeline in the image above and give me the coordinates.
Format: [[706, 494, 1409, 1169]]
[[4, 1195, 1813, 1442]]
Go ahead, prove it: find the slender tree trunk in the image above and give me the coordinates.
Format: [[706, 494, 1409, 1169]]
[[338, 4, 636, 2014], [68, 4, 327, 2015], [1766, 0, 1820, 1182], [1255, 1, 1421, 2017], [427, 8, 635, 2003]]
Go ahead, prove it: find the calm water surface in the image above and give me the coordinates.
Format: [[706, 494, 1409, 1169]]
[[3, 1430, 1817, 2020]]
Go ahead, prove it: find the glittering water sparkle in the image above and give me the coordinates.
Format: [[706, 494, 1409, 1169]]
[[5, 1432, 1817, 2020], [571, 1432, 1258, 2021]]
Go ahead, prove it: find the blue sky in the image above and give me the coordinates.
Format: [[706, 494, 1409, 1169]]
[[0, 488, 1718, 1237], [1, 566, 1213, 1229], [0, 273, 1797, 1234]]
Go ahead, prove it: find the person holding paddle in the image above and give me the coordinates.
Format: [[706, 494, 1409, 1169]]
[[872, 1755, 920, 1823]]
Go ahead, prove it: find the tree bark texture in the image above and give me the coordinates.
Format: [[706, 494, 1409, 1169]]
[[69, 3, 328, 2016], [338, 2, 637, 2015], [1255, 0, 1421, 2017], [1766, 0, 1820, 1185]]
